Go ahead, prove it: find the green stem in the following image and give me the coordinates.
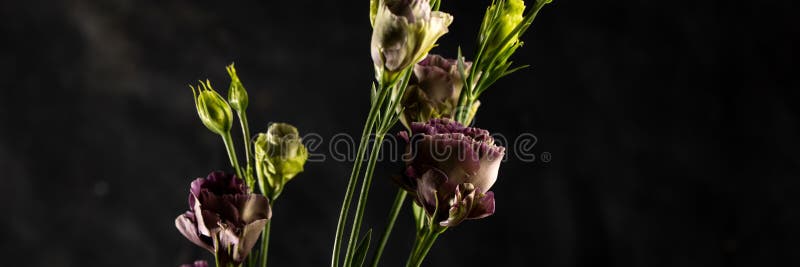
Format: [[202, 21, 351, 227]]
[[370, 189, 407, 267], [236, 110, 254, 189], [331, 84, 390, 267], [343, 134, 386, 266], [345, 71, 411, 265], [410, 229, 443, 267], [404, 230, 427, 267], [221, 132, 244, 179], [259, 220, 271, 267]]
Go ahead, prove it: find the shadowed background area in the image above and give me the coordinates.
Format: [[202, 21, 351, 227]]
[[1, 0, 798, 266]]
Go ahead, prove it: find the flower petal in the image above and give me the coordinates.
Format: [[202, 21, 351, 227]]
[[175, 212, 213, 252], [467, 191, 495, 220]]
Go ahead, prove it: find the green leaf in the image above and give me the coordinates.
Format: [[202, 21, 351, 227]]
[[412, 203, 425, 233], [353, 229, 372, 267]]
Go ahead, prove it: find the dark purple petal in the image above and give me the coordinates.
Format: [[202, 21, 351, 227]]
[[467, 191, 495, 219], [416, 168, 447, 216]]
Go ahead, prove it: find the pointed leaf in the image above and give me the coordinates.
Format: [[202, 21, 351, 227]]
[[353, 229, 372, 267]]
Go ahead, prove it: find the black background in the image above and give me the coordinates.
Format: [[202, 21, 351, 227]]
[[1, 0, 798, 266]]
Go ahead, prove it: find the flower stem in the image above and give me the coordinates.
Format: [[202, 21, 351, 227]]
[[221, 132, 244, 179], [259, 220, 271, 267], [404, 230, 427, 267], [331, 84, 390, 267], [410, 228, 445, 267], [236, 110, 255, 190], [343, 134, 386, 265], [370, 189, 407, 267], [345, 71, 412, 266]]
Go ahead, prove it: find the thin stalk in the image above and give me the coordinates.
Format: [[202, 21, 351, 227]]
[[344, 70, 412, 265], [410, 229, 443, 267], [221, 132, 244, 179], [236, 111, 254, 188], [259, 220, 272, 267], [370, 189, 408, 267], [404, 230, 427, 267], [343, 134, 386, 266], [331, 84, 390, 267]]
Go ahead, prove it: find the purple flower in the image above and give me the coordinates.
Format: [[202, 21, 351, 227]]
[[179, 260, 209, 267], [175, 172, 271, 266], [399, 54, 476, 129], [397, 119, 504, 227]]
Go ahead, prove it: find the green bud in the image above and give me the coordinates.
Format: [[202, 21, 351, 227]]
[[485, 0, 526, 55], [226, 63, 249, 112], [254, 123, 308, 200], [190, 80, 233, 136]]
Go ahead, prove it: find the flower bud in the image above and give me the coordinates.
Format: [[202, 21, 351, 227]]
[[254, 123, 308, 200], [226, 63, 249, 112], [190, 80, 233, 136], [371, 0, 453, 85], [484, 0, 526, 56], [399, 54, 472, 129]]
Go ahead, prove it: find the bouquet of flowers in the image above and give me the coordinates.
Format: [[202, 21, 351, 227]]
[[174, 0, 552, 266]]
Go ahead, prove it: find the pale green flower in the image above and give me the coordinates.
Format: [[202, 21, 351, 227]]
[[254, 123, 308, 200]]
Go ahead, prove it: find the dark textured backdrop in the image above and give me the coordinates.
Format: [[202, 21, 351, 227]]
[[1, 0, 798, 266]]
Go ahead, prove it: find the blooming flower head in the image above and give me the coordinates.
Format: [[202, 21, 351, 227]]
[[371, 0, 453, 85], [399, 54, 478, 129], [396, 119, 504, 227], [175, 172, 271, 266], [254, 123, 308, 200]]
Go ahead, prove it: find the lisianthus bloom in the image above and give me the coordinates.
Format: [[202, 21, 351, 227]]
[[175, 172, 271, 266], [190, 80, 233, 136], [399, 54, 479, 129], [179, 260, 209, 267], [371, 0, 453, 85], [254, 123, 308, 200], [396, 119, 504, 227]]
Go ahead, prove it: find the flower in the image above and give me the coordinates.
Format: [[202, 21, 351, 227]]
[[371, 0, 453, 85], [396, 119, 503, 227], [175, 172, 271, 266], [399, 54, 479, 129], [179, 260, 209, 267], [190, 80, 233, 136], [254, 123, 308, 200], [226, 64, 249, 113]]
